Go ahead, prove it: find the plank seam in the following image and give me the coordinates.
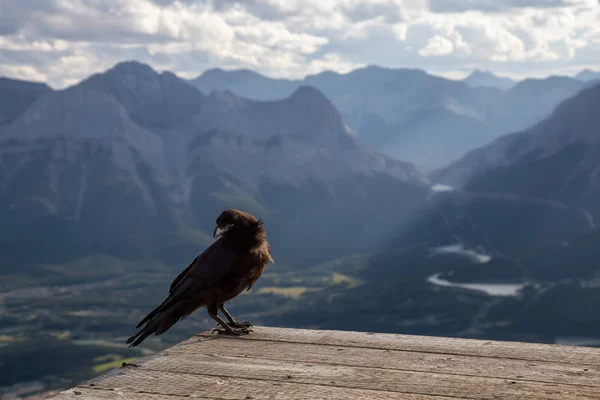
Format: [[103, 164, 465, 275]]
[[162, 351, 600, 389], [76, 386, 214, 399], [124, 366, 596, 399], [193, 335, 600, 367]]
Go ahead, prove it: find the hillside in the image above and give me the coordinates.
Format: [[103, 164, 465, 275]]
[[0, 77, 53, 125], [436, 82, 600, 221]]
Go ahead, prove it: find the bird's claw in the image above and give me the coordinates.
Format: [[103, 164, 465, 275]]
[[227, 321, 253, 329], [212, 326, 252, 336]]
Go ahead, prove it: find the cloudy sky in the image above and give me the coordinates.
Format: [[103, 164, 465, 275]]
[[1, 0, 599, 87]]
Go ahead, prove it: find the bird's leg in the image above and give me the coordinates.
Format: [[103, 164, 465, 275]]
[[208, 305, 250, 336], [219, 304, 253, 329]]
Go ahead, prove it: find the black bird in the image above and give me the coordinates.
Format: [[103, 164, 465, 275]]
[[126, 209, 274, 347]]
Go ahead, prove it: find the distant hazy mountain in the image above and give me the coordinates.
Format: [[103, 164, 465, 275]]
[[0, 61, 427, 269], [306, 68, 593, 171], [575, 69, 600, 82], [191, 66, 503, 170], [436, 82, 600, 220], [0, 77, 53, 125], [493, 76, 594, 136], [462, 70, 517, 91], [191, 68, 298, 101], [189, 66, 590, 170]]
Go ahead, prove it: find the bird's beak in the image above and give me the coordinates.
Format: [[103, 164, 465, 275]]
[[213, 224, 232, 238]]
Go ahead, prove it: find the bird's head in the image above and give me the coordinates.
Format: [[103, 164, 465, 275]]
[[214, 209, 263, 238]]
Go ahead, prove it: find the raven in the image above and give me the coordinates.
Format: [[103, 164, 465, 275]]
[[126, 209, 274, 347]]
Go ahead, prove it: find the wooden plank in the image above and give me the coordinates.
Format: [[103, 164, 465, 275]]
[[169, 336, 600, 387], [197, 327, 600, 365], [51, 388, 207, 400], [118, 350, 600, 399], [55, 368, 460, 400], [49, 327, 600, 400]]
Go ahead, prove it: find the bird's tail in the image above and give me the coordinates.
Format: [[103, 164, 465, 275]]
[[126, 296, 175, 348], [126, 316, 161, 348]]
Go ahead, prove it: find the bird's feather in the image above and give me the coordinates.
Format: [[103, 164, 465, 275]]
[[127, 239, 237, 346]]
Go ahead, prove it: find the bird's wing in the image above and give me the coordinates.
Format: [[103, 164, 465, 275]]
[[169, 255, 199, 294], [169, 238, 238, 297], [133, 239, 237, 330]]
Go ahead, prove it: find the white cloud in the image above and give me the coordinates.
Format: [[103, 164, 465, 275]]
[[419, 35, 454, 56], [428, 0, 577, 13], [0, 0, 599, 87], [0, 64, 47, 82]]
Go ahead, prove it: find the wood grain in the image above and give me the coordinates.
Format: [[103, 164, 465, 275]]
[[171, 336, 600, 387], [197, 327, 600, 365], [49, 327, 600, 400], [123, 352, 600, 399], [52, 369, 460, 400]]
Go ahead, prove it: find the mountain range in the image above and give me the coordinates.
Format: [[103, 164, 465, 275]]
[[190, 66, 598, 170], [0, 61, 427, 269], [2, 60, 599, 298]]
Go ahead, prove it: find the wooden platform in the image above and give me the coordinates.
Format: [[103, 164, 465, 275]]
[[52, 327, 600, 399]]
